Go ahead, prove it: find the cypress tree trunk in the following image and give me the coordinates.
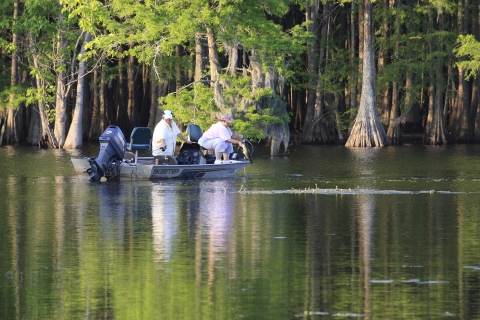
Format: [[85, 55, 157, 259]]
[[89, 68, 102, 139], [139, 64, 151, 126], [473, 2, 480, 141], [266, 66, 290, 155], [312, 1, 334, 144], [54, 13, 68, 148], [194, 33, 207, 82], [104, 63, 116, 126], [450, 0, 472, 142], [301, 1, 320, 144], [175, 45, 182, 91], [29, 36, 57, 147], [357, 1, 364, 109], [424, 10, 447, 145], [386, 0, 402, 145], [27, 102, 42, 146], [64, 32, 91, 149], [349, 0, 357, 123], [345, 0, 389, 147], [472, 78, 480, 141], [98, 66, 107, 133], [148, 75, 168, 130], [378, 0, 391, 122], [403, 72, 420, 129], [116, 47, 129, 134], [206, 28, 226, 111], [387, 80, 402, 144], [3, 0, 20, 146], [127, 50, 139, 131]]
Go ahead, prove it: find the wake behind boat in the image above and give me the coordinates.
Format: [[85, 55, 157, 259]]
[[71, 124, 253, 182]]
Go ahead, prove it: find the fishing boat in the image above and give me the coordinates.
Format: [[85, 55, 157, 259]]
[[71, 124, 253, 182]]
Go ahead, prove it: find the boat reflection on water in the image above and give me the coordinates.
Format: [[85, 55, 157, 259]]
[[151, 183, 178, 263], [198, 180, 234, 257], [150, 180, 234, 271]]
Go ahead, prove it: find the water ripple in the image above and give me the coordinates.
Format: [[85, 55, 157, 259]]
[[238, 188, 480, 195]]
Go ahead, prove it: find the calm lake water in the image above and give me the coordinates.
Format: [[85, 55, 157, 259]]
[[1, 143, 480, 319]]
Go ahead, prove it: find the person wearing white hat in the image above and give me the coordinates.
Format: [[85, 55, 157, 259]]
[[198, 114, 244, 164], [152, 110, 191, 156]]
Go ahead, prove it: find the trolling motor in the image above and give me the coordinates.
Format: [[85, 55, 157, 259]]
[[86, 126, 126, 182]]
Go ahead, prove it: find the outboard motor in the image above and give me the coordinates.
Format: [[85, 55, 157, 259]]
[[87, 126, 126, 182]]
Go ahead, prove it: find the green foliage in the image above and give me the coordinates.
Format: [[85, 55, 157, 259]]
[[2, 0, 472, 144], [454, 34, 480, 80], [159, 77, 289, 141], [336, 108, 357, 133], [318, 44, 350, 95], [23, 85, 56, 122], [159, 83, 216, 130], [285, 54, 310, 91], [0, 84, 29, 110], [232, 105, 290, 141]]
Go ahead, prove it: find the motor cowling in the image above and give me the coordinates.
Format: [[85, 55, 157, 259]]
[[87, 126, 126, 182]]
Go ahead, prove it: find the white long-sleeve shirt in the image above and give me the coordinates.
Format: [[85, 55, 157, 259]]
[[152, 119, 181, 156]]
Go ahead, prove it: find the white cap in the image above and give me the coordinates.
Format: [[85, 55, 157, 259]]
[[163, 110, 173, 119]]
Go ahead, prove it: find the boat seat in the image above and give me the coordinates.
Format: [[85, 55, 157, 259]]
[[126, 127, 152, 165], [186, 124, 209, 155], [187, 124, 203, 143]]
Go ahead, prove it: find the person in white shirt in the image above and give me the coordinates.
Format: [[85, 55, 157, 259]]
[[152, 110, 191, 156], [198, 114, 244, 164]]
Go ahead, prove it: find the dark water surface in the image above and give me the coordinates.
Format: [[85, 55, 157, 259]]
[[1, 144, 480, 319]]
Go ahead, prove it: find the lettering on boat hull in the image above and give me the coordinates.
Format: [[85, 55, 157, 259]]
[[152, 168, 180, 175]]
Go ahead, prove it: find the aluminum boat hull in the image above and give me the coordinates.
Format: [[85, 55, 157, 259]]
[[71, 157, 249, 180]]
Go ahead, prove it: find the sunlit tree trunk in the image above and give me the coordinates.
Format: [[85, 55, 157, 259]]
[[345, 0, 389, 147], [54, 13, 69, 148], [206, 27, 226, 111], [3, 0, 20, 145], [64, 32, 91, 149]]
